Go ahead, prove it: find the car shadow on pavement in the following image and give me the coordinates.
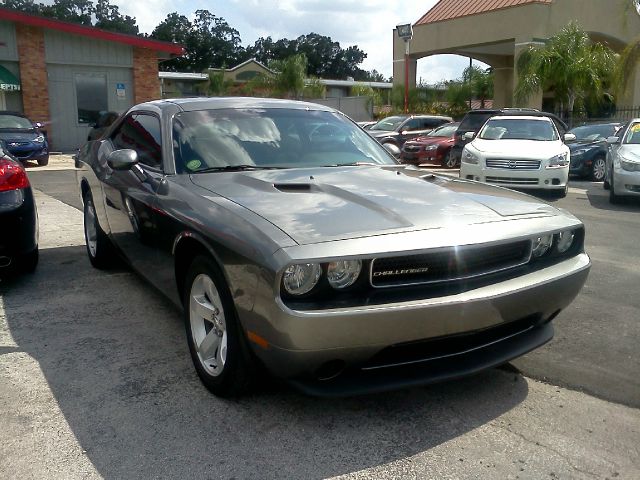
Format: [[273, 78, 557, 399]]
[[585, 191, 640, 211], [1, 245, 529, 480]]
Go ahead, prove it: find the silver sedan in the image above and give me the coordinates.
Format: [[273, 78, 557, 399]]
[[605, 118, 640, 203], [76, 97, 590, 397]]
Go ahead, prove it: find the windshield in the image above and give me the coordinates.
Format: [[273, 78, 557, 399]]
[[623, 123, 640, 144], [427, 123, 459, 137], [478, 118, 558, 141], [370, 116, 406, 131], [569, 124, 618, 142], [172, 108, 397, 173], [0, 114, 34, 130]]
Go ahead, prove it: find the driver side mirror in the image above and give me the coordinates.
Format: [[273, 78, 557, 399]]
[[34, 122, 43, 129], [606, 136, 620, 144], [383, 143, 401, 159], [107, 149, 138, 170], [463, 131, 475, 141], [563, 133, 577, 143]]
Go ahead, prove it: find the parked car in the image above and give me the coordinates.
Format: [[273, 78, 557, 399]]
[[451, 108, 568, 166], [367, 114, 453, 148], [0, 111, 49, 166], [604, 119, 640, 204], [459, 115, 574, 197], [567, 123, 622, 181], [400, 122, 460, 168], [76, 98, 590, 397], [0, 142, 38, 276], [87, 111, 120, 142]]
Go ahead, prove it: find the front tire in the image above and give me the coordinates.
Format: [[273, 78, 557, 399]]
[[183, 255, 254, 397], [83, 191, 114, 268], [443, 150, 457, 169], [609, 173, 622, 204], [37, 155, 49, 166], [591, 156, 606, 182]]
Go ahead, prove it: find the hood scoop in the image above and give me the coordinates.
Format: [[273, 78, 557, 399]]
[[274, 183, 313, 193]]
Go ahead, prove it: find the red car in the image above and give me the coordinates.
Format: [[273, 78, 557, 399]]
[[400, 122, 460, 168]]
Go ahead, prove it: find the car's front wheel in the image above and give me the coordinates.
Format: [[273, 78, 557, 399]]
[[184, 255, 254, 397], [591, 156, 606, 182], [609, 172, 622, 204], [83, 191, 114, 268], [443, 150, 457, 168], [37, 155, 49, 167]]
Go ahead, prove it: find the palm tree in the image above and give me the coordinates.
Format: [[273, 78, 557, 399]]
[[614, 36, 640, 101], [515, 22, 617, 126]]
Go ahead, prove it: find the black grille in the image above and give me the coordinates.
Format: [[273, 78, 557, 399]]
[[403, 145, 421, 153], [370, 240, 532, 288]]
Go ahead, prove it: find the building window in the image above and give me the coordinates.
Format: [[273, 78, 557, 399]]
[[75, 73, 108, 125]]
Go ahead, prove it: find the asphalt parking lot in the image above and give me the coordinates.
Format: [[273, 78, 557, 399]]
[[1, 160, 639, 479]]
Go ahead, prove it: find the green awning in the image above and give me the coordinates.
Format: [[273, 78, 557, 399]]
[[0, 65, 20, 92]]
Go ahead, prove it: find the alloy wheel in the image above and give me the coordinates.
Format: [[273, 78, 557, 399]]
[[592, 158, 606, 182], [84, 199, 98, 258], [189, 273, 227, 377]]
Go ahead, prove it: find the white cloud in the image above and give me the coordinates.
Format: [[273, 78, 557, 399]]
[[115, 0, 481, 83]]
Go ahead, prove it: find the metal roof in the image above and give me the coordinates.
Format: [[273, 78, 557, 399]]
[[415, 0, 553, 25]]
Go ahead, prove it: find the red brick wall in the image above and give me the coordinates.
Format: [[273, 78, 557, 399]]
[[15, 25, 50, 132], [133, 47, 161, 104]]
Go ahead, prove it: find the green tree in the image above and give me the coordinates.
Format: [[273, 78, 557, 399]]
[[463, 65, 493, 108], [203, 69, 233, 96], [41, 0, 94, 25], [94, 0, 138, 34], [152, 10, 243, 72], [268, 53, 308, 98], [515, 22, 616, 125]]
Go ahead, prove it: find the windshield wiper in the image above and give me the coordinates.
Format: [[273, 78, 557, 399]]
[[193, 165, 285, 173]]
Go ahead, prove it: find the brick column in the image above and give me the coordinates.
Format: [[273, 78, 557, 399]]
[[133, 47, 161, 104], [15, 25, 50, 132]]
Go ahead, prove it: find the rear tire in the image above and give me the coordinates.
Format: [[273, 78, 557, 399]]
[[21, 248, 39, 273], [37, 156, 49, 166], [83, 191, 114, 269], [183, 255, 254, 397]]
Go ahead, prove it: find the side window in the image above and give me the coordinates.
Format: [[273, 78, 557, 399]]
[[403, 119, 422, 131], [112, 114, 162, 169], [552, 118, 566, 137], [422, 118, 444, 129]]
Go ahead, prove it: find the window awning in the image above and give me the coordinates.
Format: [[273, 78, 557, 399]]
[[0, 65, 20, 92]]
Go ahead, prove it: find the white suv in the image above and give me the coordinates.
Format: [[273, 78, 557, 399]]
[[459, 116, 573, 198]]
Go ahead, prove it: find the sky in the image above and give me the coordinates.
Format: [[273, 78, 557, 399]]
[[112, 0, 480, 84]]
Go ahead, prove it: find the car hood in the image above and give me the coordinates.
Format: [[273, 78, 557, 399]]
[[407, 136, 452, 146], [191, 166, 560, 245], [470, 139, 564, 157], [569, 140, 602, 151], [0, 129, 38, 141], [619, 145, 640, 162]]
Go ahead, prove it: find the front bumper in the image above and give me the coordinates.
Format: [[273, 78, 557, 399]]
[[400, 149, 444, 165], [248, 252, 590, 394], [460, 162, 569, 190], [569, 155, 591, 176], [7, 143, 48, 161], [613, 167, 640, 197]]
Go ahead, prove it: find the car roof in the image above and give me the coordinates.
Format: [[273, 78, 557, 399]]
[[488, 115, 553, 122], [134, 97, 338, 113], [0, 111, 28, 118]]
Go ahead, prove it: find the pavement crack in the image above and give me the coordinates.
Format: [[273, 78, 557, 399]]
[[494, 423, 602, 479]]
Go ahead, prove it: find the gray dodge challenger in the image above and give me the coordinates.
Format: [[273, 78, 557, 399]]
[[76, 97, 590, 397]]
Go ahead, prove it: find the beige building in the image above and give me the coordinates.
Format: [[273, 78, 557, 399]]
[[394, 0, 640, 109]]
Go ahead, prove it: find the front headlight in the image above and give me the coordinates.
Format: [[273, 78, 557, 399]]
[[556, 230, 575, 253], [282, 263, 322, 295], [462, 149, 479, 164], [34, 135, 45, 143], [327, 260, 362, 289], [425, 144, 438, 151], [532, 234, 553, 257], [571, 148, 589, 157], [620, 159, 640, 172], [547, 152, 569, 168]]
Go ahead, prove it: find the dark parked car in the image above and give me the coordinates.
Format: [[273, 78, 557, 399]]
[[367, 114, 453, 148], [0, 143, 38, 276], [0, 111, 49, 166], [87, 111, 120, 142], [567, 123, 622, 181], [451, 108, 568, 165], [400, 122, 460, 168], [76, 97, 590, 397]]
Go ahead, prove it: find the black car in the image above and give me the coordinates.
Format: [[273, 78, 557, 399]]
[[0, 143, 38, 276], [367, 114, 453, 148], [88, 111, 120, 142], [0, 111, 49, 166], [450, 108, 568, 165], [567, 123, 622, 181]]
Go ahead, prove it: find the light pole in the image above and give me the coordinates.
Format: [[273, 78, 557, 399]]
[[396, 23, 413, 114]]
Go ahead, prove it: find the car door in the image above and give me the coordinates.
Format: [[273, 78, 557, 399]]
[[398, 118, 423, 145], [100, 112, 164, 274]]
